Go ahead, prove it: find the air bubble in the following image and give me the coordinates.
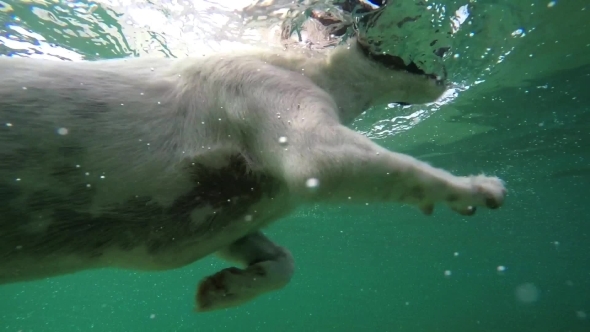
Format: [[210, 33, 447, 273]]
[[306, 178, 319, 189], [278, 136, 288, 145], [511, 29, 525, 37], [57, 127, 69, 135], [515, 283, 540, 303]]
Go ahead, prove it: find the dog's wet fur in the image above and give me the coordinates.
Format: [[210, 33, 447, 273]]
[[0, 39, 506, 312]]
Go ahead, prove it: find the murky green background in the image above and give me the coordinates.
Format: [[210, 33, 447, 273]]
[[1, 0, 589, 331]]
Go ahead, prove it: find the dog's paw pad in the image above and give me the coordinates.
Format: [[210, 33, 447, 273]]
[[445, 175, 506, 215], [452, 205, 476, 216], [470, 175, 506, 209]]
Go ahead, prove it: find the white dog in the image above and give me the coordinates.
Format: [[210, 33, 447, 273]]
[[0, 37, 505, 312]]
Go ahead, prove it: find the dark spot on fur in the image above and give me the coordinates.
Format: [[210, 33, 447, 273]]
[[0, 182, 21, 203], [27, 190, 67, 210], [148, 239, 164, 254], [68, 101, 110, 119], [1, 154, 279, 259], [168, 155, 278, 233], [57, 146, 85, 158], [0, 153, 21, 170], [447, 193, 459, 202], [66, 184, 95, 207], [409, 186, 424, 200], [51, 164, 83, 184], [0, 148, 46, 170]]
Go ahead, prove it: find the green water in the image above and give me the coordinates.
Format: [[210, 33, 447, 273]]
[[1, 1, 589, 331]]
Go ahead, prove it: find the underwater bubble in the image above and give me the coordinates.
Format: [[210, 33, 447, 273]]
[[57, 127, 69, 135], [306, 178, 319, 189], [515, 283, 540, 303], [278, 136, 288, 145], [511, 28, 525, 37]]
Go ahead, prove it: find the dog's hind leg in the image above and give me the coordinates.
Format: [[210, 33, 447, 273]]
[[195, 231, 294, 312]]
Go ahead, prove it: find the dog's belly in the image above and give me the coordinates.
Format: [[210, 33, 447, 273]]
[[0, 153, 291, 284]]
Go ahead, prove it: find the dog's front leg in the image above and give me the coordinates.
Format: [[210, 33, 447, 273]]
[[270, 124, 506, 216]]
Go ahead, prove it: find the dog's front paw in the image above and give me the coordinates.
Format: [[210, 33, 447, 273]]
[[445, 175, 506, 216]]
